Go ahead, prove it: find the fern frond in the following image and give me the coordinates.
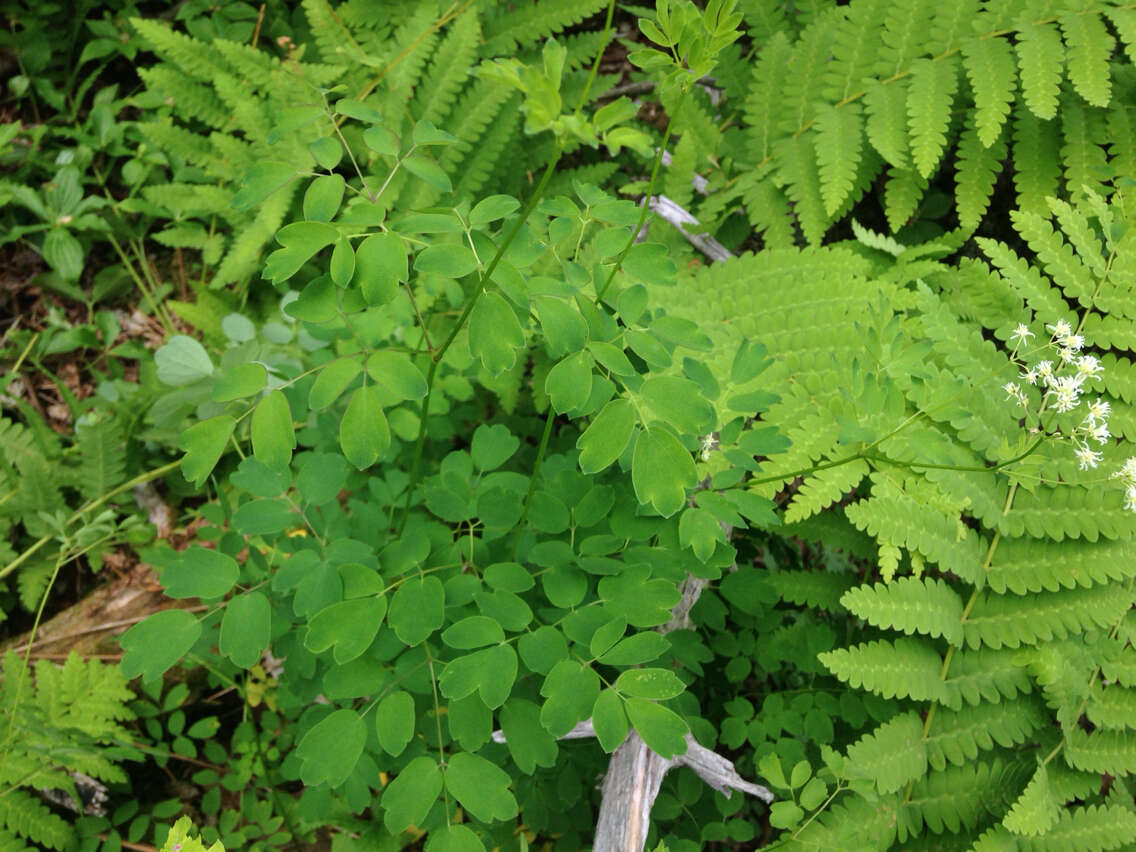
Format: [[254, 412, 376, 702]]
[[823, 0, 887, 102], [874, 0, 935, 78], [814, 103, 863, 217], [925, 696, 1046, 770], [961, 33, 1016, 147], [820, 638, 949, 703], [884, 166, 927, 233], [130, 17, 229, 79], [1087, 683, 1136, 731], [73, 418, 126, 502], [138, 66, 228, 128], [955, 123, 1006, 232], [774, 133, 827, 245], [977, 237, 1069, 326], [1065, 728, 1136, 775], [863, 79, 909, 169], [450, 101, 520, 201], [907, 56, 959, 179], [962, 583, 1135, 650], [1015, 20, 1064, 120], [1011, 105, 1062, 214], [779, 12, 839, 133], [944, 647, 1033, 708], [1059, 10, 1114, 108], [844, 711, 927, 794], [765, 569, 859, 613], [481, 0, 608, 56], [413, 10, 480, 128], [1019, 803, 1136, 850], [900, 759, 1003, 840], [1003, 760, 1059, 836], [301, 0, 374, 66], [0, 791, 72, 851], [986, 536, 1136, 595], [784, 458, 869, 524], [745, 33, 793, 164], [1059, 98, 1110, 201], [999, 485, 1136, 542], [840, 576, 965, 645]]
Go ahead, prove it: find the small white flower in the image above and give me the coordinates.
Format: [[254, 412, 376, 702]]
[[1058, 346, 1077, 364], [1114, 457, 1136, 484], [1065, 333, 1084, 352], [1075, 445, 1103, 470], [1003, 382, 1020, 398], [1011, 324, 1035, 345], [1048, 320, 1073, 339], [1049, 375, 1082, 413], [1076, 355, 1103, 380], [1036, 360, 1055, 385], [1126, 485, 1136, 513], [1021, 367, 1040, 385], [1089, 421, 1111, 445], [1088, 398, 1111, 420]]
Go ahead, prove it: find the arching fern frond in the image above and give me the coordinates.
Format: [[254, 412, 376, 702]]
[[840, 576, 965, 645], [820, 638, 949, 703]]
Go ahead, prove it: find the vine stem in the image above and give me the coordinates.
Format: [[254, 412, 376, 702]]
[[510, 406, 557, 560]]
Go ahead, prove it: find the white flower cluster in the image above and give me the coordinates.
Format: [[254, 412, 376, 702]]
[[1005, 320, 1115, 474]]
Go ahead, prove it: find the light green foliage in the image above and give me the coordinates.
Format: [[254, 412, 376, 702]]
[[0, 652, 135, 851]]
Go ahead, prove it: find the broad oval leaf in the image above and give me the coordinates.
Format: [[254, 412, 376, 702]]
[[179, 415, 236, 487], [156, 335, 213, 385], [161, 547, 239, 599], [469, 291, 524, 376], [308, 358, 362, 410], [219, 591, 271, 668], [296, 708, 366, 788], [212, 362, 267, 402], [577, 398, 635, 474], [303, 174, 345, 222], [631, 427, 696, 518], [120, 609, 202, 681], [354, 232, 406, 306], [382, 757, 442, 834], [251, 390, 294, 470], [339, 386, 390, 469]]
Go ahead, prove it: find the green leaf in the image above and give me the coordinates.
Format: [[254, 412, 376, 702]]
[[632, 427, 696, 517], [309, 358, 362, 410], [219, 591, 270, 668], [156, 335, 213, 385], [353, 233, 406, 306], [303, 174, 345, 222], [231, 161, 295, 211], [363, 125, 399, 156], [425, 825, 485, 852], [388, 576, 445, 645], [232, 457, 290, 497], [593, 688, 631, 752], [383, 757, 443, 833], [376, 690, 415, 757], [471, 423, 519, 471], [615, 668, 686, 700], [518, 626, 568, 675], [120, 609, 201, 680], [769, 801, 804, 829], [212, 363, 267, 402], [330, 237, 355, 287], [413, 120, 458, 146], [366, 351, 428, 401], [679, 507, 725, 562], [577, 398, 636, 474], [305, 596, 387, 663], [339, 386, 390, 469], [336, 99, 384, 123], [309, 135, 343, 170], [469, 195, 520, 229], [285, 274, 338, 323], [639, 376, 714, 435], [445, 752, 518, 823], [470, 291, 524, 376], [623, 242, 677, 287], [533, 296, 588, 358], [178, 415, 235, 487], [232, 498, 294, 535], [599, 632, 671, 666], [403, 155, 451, 192], [589, 617, 626, 659], [626, 698, 688, 759], [251, 390, 294, 470], [263, 221, 339, 283], [442, 616, 506, 649], [540, 659, 599, 737], [296, 708, 366, 788], [414, 244, 478, 278], [499, 699, 558, 774], [43, 228, 83, 280], [161, 547, 238, 599]]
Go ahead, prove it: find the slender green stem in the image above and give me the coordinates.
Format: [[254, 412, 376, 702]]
[[511, 406, 557, 559], [0, 459, 181, 582], [595, 88, 687, 304], [397, 153, 563, 532]]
